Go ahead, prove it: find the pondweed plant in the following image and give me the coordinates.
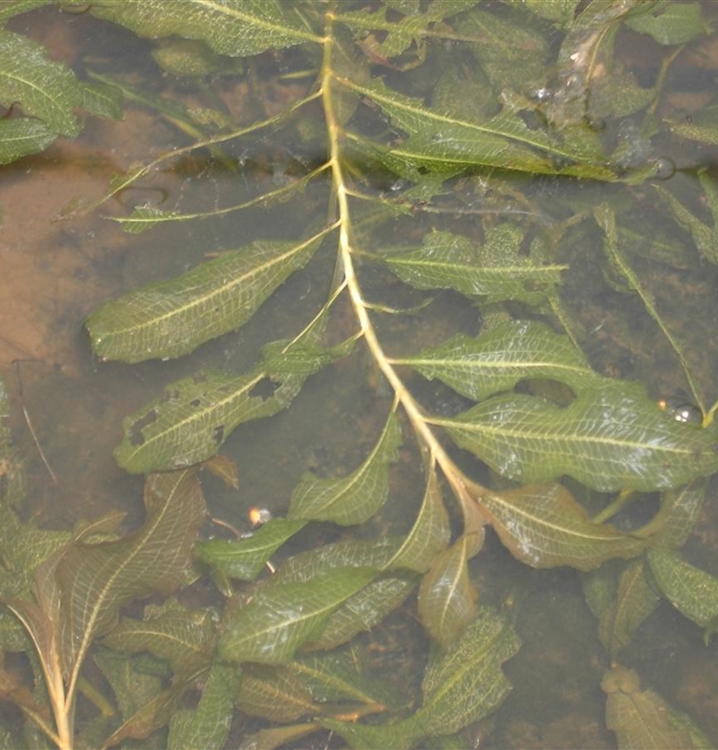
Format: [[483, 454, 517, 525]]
[[2, 1, 718, 748]]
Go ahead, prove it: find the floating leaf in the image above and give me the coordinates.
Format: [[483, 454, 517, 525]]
[[392, 320, 600, 402], [219, 567, 376, 664], [417, 534, 478, 650], [602, 665, 713, 749], [57, 470, 206, 679], [381, 228, 565, 304], [69, 0, 323, 56], [431, 384, 718, 492], [478, 483, 646, 570], [648, 548, 718, 633], [86, 233, 329, 363], [194, 519, 307, 582], [288, 413, 402, 525], [167, 662, 237, 750]]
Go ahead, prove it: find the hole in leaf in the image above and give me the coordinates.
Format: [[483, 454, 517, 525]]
[[128, 409, 158, 446], [248, 377, 281, 401]]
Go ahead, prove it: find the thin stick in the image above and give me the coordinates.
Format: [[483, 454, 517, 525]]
[[13, 360, 59, 486]]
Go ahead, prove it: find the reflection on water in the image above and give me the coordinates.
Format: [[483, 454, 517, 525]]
[[2, 2, 718, 748]]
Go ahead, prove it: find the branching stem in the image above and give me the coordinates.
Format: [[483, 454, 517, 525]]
[[321, 15, 489, 523]]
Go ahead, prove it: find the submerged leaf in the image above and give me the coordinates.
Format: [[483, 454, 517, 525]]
[[237, 664, 317, 722], [102, 601, 217, 677], [384, 469, 451, 573], [219, 567, 376, 664], [86, 234, 328, 363], [0, 30, 83, 136], [0, 118, 56, 165], [340, 77, 615, 179], [393, 320, 600, 402], [57, 470, 206, 677], [382, 228, 565, 304], [602, 665, 713, 749], [288, 413, 402, 524], [648, 548, 718, 633], [328, 606, 519, 748], [417, 534, 478, 649], [432, 384, 718, 492], [168, 662, 237, 750], [195, 518, 307, 582], [70, 0, 322, 56], [478, 483, 646, 570], [114, 367, 306, 474]]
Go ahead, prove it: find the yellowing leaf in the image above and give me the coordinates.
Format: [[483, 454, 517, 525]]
[[602, 665, 713, 749], [57, 471, 206, 679], [478, 483, 645, 570], [417, 534, 478, 649]]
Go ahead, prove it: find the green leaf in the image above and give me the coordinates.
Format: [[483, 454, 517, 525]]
[[602, 664, 714, 749], [416, 607, 520, 735], [288, 413, 402, 524], [381, 228, 565, 304], [86, 233, 328, 363], [584, 559, 661, 658], [57, 470, 206, 678], [93, 649, 164, 723], [653, 183, 718, 265], [328, 607, 520, 748], [479, 483, 646, 570], [431, 383, 718, 492], [309, 571, 417, 650], [625, 1, 710, 45], [70, 0, 323, 55], [115, 206, 182, 234], [417, 534, 478, 649], [340, 77, 615, 179], [113, 367, 306, 474], [237, 664, 316, 722], [101, 600, 217, 677], [194, 519, 307, 582], [384, 470, 451, 573], [392, 320, 600, 402], [290, 650, 397, 706], [0, 30, 86, 137], [219, 567, 376, 664], [0, 119, 56, 165], [649, 480, 708, 551], [167, 662, 237, 750], [648, 548, 718, 632]]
